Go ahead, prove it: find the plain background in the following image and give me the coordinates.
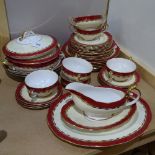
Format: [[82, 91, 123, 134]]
[[5, 0, 155, 73]]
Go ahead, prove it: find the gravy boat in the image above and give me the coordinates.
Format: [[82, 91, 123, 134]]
[[65, 82, 140, 120]]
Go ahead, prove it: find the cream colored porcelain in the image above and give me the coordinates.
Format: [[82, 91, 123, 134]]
[[74, 32, 108, 45], [76, 33, 102, 41], [49, 94, 149, 147], [62, 101, 134, 131], [66, 82, 140, 120], [6, 31, 54, 54], [106, 58, 137, 82], [25, 70, 58, 98]]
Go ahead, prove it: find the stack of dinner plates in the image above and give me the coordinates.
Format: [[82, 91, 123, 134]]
[[2, 31, 63, 79], [62, 32, 120, 71]]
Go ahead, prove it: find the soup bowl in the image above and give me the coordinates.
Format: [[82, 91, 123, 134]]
[[25, 70, 58, 99], [106, 58, 137, 82], [66, 82, 141, 120], [62, 57, 93, 82]]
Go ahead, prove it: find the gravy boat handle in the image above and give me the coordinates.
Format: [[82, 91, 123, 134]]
[[125, 86, 141, 107]]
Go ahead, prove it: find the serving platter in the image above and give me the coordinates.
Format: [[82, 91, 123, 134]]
[[61, 100, 136, 131], [47, 93, 151, 148]]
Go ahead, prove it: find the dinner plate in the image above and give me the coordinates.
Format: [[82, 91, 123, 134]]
[[61, 100, 136, 131], [15, 83, 63, 109], [6, 49, 61, 67], [98, 67, 141, 88], [47, 93, 151, 148], [5, 55, 63, 77], [62, 41, 120, 59]]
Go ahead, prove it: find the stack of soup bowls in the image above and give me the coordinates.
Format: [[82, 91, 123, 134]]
[[2, 31, 63, 80], [15, 70, 62, 110], [62, 15, 121, 71], [60, 57, 93, 87], [98, 58, 141, 89]]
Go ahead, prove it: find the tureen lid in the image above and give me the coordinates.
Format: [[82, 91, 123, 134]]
[[3, 31, 58, 57]]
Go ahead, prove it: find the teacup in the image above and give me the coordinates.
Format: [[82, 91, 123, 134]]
[[66, 82, 141, 120], [69, 15, 107, 40], [25, 70, 58, 99], [62, 57, 93, 82], [106, 58, 137, 82]]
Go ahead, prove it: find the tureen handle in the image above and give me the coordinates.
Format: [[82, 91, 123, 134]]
[[19, 31, 36, 41], [125, 85, 141, 107], [68, 17, 76, 26]]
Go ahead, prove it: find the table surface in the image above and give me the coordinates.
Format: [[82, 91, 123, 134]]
[[0, 65, 155, 155]]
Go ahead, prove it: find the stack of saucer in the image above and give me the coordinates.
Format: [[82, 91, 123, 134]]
[[60, 57, 93, 87], [62, 15, 120, 71], [98, 58, 141, 89], [15, 70, 62, 110], [47, 82, 151, 147], [2, 31, 63, 79]]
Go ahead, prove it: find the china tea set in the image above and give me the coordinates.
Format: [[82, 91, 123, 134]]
[[2, 14, 151, 148]]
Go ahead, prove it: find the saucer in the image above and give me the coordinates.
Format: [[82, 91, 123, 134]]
[[47, 93, 151, 148], [98, 67, 141, 88], [73, 32, 112, 46], [15, 83, 63, 109], [61, 100, 136, 131]]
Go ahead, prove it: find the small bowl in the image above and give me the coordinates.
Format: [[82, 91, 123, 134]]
[[62, 57, 93, 82], [25, 70, 58, 99], [70, 15, 106, 40], [106, 58, 137, 82]]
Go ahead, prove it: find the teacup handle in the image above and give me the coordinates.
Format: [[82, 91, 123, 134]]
[[107, 71, 113, 82], [125, 85, 141, 107], [29, 90, 38, 102], [101, 23, 109, 32]]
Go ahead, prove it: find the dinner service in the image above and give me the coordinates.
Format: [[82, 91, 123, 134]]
[[98, 67, 141, 88], [65, 82, 141, 120], [47, 93, 151, 147], [15, 82, 62, 110], [70, 15, 106, 40], [25, 70, 59, 99], [61, 100, 136, 131], [106, 58, 137, 82]]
